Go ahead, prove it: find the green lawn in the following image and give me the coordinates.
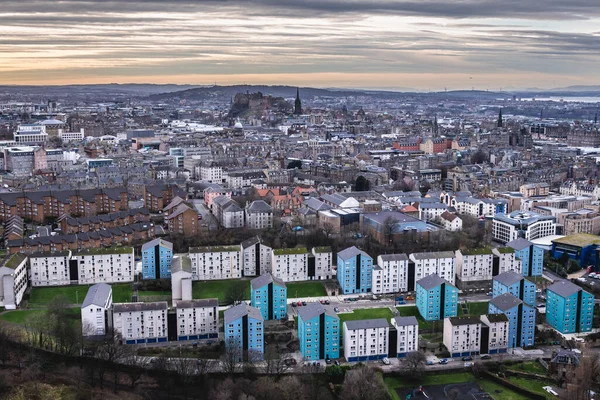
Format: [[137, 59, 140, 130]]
[[138, 290, 171, 297], [459, 301, 489, 317], [385, 373, 531, 400], [29, 283, 132, 306], [338, 307, 394, 324], [286, 281, 326, 298], [396, 306, 441, 331], [192, 280, 250, 304], [1, 307, 80, 324], [507, 361, 547, 375], [507, 376, 554, 398]]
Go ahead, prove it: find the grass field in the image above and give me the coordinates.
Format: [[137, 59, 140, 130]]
[[192, 280, 250, 304], [396, 306, 441, 331], [507, 376, 554, 398], [286, 281, 326, 298], [338, 307, 394, 324], [507, 361, 547, 375], [29, 283, 132, 306], [138, 290, 171, 297], [459, 301, 490, 317], [1, 307, 80, 324], [385, 373, 530, 400]]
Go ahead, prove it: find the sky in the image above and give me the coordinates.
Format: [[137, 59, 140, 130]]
[[1, 0, 599, 90]]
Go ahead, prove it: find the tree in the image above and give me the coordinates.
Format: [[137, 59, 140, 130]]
[[121, 347, 149, 388], [0, 323, 13, 368], [225, 280, 247, 305], [287, 160, 302, 169], [355, 176, 370, 192], [341, 366, 388, 400], [223, 337, 243, 374], [404, 351, 427, 379], [471, 149, 488, 164], [393, 178, 416, 192], [383, 216, 399, 244]]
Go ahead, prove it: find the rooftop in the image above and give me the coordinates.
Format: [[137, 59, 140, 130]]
[[175, 299, 218, 309], [74, 246, 134, 256], [3, 253, 27, 270], [224, 303, 263, 324], [189, 245, 241, 253], [273, 247, 308, 256], [81, 283, 112, 308], [552, 233, 600, 248], [392, 316, 418, 327], [548, 279, 584, 298], [460, 247, 493, 256], [344, 318, 389, 330], [448, 316, 482, 326]]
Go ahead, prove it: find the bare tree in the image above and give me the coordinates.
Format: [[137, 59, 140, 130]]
[[121, 347, 149, 388], [565, 352, 600, 400], [263, 345, 289, 377], [0, 323, 14, 367], [173, 357, 198, 399], [223, 337, 243, 374], [383, 217, 399, 244], [321, 222, 335, 238], [341, 366, 388, 400], [404, 351, 427, 379], [225, 281, 247, 305]]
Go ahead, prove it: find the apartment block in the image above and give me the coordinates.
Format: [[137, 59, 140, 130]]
[[142, 239, 173, 280], [492, 271, 536, 307], [337, 246, 373, 294], [506, 238, 544, 277], [271, 248, 309, 282], [372, 254, 409, 294], [488, 293, 536, 347], [392, 316, 419, 358], [546, 280, 594, 334], [175, 299, 219, 341], [29, 250, 72, 287], [455, 248, 494, 283], [250, 273, 287, 321], [0, 253, 28, 310], [416, 274, 458, 321], [480, 314, 509, 355], [409, 251, 456, 288], [241, 236, 272, 277], [73, 247, 135, 284], [189, 245, 242, 280], [343, 319, 389, 362], [112, 302, 169, 344], [224, 304, 264, 362], [298, 303, 340, 361], [81, 283, 112, 337], [443, 317, 482, 358], [309, 247, 334, 280]]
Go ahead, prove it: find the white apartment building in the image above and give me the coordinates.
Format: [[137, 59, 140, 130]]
[[452, 197, 499, 218], [58, 128, 85, 142], [418, 202, 448, 222], [81, 283, 112, 337], [310, 247, 333, 280], [175, 299, 219, 341], [372, 254, 409, 294], [245, 200, 273, 230], [491, 248, 522, 275], [112, 302, 169, 344], [492, 211, 556, 243], [241, 236, 272, 277], [409, 251, 456, 287], [480, 314, 509, 355], [343, 319, 390, 362], [29, 250, 72, 287], [392, 316, 419, 357], [443, 317, 482, 357], [72, 247, 135, 284], [200, 165, 223, 183], [189, 245, 242, 280], [171, 255, 192, 305], [0, 253, 28, 310], [455, 249, 494, 283], [271, 248, 309, 282], [14, 124, 48, 144]]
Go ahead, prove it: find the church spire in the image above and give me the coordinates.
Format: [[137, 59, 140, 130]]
[[294, 87, 302, 115], [497, 108, 503, 128]]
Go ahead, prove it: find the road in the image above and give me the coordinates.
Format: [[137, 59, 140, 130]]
[[191, 199, 219, 230]]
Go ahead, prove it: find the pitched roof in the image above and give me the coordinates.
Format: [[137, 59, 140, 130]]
[[171, 255, 192, 274], [393, 316, 418, 327], [175, 299, 218, 309], [379, 253, 408, 262], [489, 293, 522, 311], [113, 302, 168, 313], [547, 279, 582, 298], [81, 283, 112, 308], [246, 200, 273, 213], [506, 238, 533, 251], [251, 273, 286, 290], [337, 246, 370, 260], [448, 316, 482, 326], [344, 318, 389, 330], [416, 273, 447, 290], [493, 271, 523, 287], [142, 238, 173, 251], [224, 303, 263, 324], [298, 302, 333, 322]]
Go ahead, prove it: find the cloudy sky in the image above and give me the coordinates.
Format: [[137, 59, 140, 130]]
[[1, 0, 599, 90]]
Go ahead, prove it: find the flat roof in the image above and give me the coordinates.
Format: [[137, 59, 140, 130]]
[[552, 233, 600, 248]]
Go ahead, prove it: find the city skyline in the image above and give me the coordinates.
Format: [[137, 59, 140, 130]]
[[1, 0, 599, 90]]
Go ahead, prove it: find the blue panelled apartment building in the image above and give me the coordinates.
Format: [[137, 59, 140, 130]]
[[415, 273, 458, 321], [142, 238, 173, 280], [492, 271, 536, 307], [489, 293, 536, 348], [506, 238, 544, 277], [298, 302, 340, 361], [250, 273, 287, 320], [336, 246, 373, 294], [546, 279, 594, 334], [224, 303, 264, 361]]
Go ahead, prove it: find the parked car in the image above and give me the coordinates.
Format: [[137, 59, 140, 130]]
[[325, 358, 332, 365], [320, 300, 326, 304], [302, 301, 307, 306], [462, 356, 473, 361], [382, 357, 390, 365], [405, 295, 415, 301], [334, 307, 340, 312], [297, 301, 303, 306], [334, 360, 340, 366], [324, 300, 330, 305], [284, 358, 297, 366], [439, 359, 449, 365], [291, 302, 297, 307], [480, 354, 491, 360], [486, 292, 493, 296]]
